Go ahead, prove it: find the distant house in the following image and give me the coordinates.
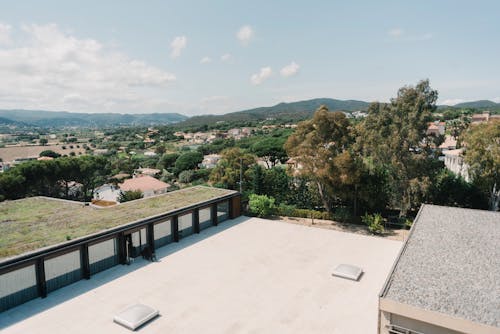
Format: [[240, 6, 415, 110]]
[[201, 154, 221, 169], [438, 135, 457, 152], [119, 175, 170, 197], [143, 151, 157, 157], [426, 121, 445, 136], [286, 157, 304, 176], [135, 167, 161, 177], [444, 148, 470, 181], [471, 112, 490, 124]]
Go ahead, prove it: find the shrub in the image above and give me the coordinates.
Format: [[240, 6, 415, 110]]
[[276, 203, 296, 216], [118, 190, 144, 203], [332, 207, 353, 223], [248, 194, 276, 217], [362, 213, 385, 234], [39, 150, 61, 158], [179, 170, 195, 183]]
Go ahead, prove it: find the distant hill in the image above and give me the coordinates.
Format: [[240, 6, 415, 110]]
[[452, 100, 500, 109], [179, 98, 370, 127], [0, 110, 188, 128]]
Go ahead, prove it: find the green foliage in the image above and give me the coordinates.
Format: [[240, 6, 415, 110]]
[[158, 152, 180, 170], [276, 206, 331, 220], [285, 105, 360, 212], [357, 80, 440, 215], [39, 138, 48, 146], [0, 155, 110, 202], [332, 207, 353, 223], [174, 151, 203, 174], [178, 170, 195, 183], [427, 169, 487, 209], [209, 147, 256, 190], [39, 150, 61, 158], [462, 120, 500, 210], [251, 137, 287, 168], [362, 213, 385, 234], [248, 194, 276, 217], [118, 190, 144, 203]]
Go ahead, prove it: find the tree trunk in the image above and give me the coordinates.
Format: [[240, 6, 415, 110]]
[[490, 182, 500, 211], [317, 182, 331, 213]]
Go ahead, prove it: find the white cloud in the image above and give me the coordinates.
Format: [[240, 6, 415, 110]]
[[221, 53, 232, 62], [440, 99, 465, 106], [237, 25, 254, 45], [200, 56, 212, 64], [388, 28, 433, 41], [0, 23, 176, 113], [170, 35, 187, 58], [492, 97, 500, 103], [251, 66, 272, 85], [388, 28, 404, 38], [0, 23, 12, 45], [280, 61, 300, 77]]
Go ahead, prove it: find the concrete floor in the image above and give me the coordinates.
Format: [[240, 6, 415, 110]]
[[0, 217, 402, 334]]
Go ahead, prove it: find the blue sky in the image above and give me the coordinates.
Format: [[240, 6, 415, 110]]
[[0, 0, 499, 115]]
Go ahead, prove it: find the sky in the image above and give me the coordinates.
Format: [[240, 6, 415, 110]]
[[0, 0, 499, 115]]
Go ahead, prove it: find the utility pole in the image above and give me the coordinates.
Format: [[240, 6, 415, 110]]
[[239, 157, 243, 193]]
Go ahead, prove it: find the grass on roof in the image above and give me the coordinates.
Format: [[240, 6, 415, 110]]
[[0, 186, 235, 259]]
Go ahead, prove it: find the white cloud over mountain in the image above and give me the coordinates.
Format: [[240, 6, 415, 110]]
[[0, 23, 176, 112]]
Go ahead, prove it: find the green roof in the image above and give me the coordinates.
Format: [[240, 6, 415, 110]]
[[0, 186, 236, 259]]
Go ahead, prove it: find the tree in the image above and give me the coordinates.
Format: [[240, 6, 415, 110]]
[[174, 151, 203, 174], [40, 150, 61, 158], [285, 106, 359, 213], [39, 138, 48, 146], [209, 147, 256, 190], [357, 79, 440, 215], [463, 120, 500, 210], [119, 190, 143, 203], [251, 137, 287, 168], [158, 152, 180, 171]]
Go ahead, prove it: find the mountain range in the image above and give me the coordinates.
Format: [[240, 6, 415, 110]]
[[0, 99, 498, 129], [178, 98, 370, 126], [0, 110, 187, 128]]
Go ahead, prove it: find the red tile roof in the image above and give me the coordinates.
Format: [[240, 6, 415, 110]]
[[120, 175, 170, 192]]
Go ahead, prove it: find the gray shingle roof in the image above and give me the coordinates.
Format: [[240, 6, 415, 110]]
[[381, 204, 500, 328]]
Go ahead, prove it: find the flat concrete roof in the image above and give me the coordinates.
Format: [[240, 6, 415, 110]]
[[381, 204, 500, 328], [0, 186, 236, 259], [1, 217, 401, 334]]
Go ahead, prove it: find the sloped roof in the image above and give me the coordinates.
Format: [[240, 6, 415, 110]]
[[120, 175, 170, 192]]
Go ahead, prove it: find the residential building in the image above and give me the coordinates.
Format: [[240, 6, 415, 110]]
[[119, 175, 170, 197], [201, 154, 221, 168], [438, 135, 457, 152], [379, 205, 500, 334], [444, 148, 470, 181], [471, 112, 490, 124], [426, 121, 446, 136], [135, 167, 161, 177]]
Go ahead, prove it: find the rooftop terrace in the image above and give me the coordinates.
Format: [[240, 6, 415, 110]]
[[0, 186, 235, 258], [0, 217, 402, 333]]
